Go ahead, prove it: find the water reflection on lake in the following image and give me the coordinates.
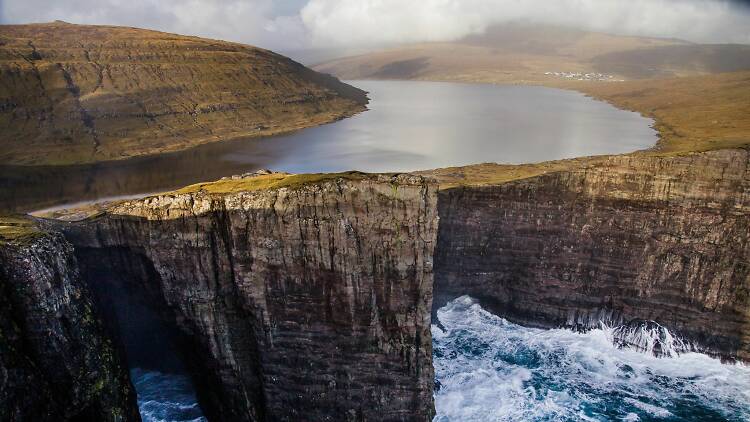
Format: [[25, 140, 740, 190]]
[[0, 80, 656, 212]]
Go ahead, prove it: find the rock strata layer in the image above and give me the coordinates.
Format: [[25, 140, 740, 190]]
[[0, 218, 140, 421], [59, 174, 439, 421], [434, 149, 750, 360]]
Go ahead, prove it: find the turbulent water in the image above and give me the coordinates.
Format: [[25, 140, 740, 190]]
[[130, 368, 206, 422], [432, 296, 750, 422]]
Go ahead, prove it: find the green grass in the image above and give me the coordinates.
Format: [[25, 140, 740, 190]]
[[173, 171, 379, 195], [0, 215, 43, 244]]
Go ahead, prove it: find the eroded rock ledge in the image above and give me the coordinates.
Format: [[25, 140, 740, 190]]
[[58, 173, 439, 421]]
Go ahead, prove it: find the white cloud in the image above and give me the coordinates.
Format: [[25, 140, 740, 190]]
[[300, 0, 750, 47], [1, 0, 749, 51], [0, 0, 310, 50]]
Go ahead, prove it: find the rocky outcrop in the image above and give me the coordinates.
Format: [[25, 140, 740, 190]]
[[58, 173, 438, 421], [434, 148, 750, 360], [0, 21, 367, 165], [0, 217, 139, 421]]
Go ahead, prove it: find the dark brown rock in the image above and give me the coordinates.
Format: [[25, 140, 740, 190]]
[[0, 219, 140, 421], [59, 174, 439, 421], [434, 149, 750, 361]]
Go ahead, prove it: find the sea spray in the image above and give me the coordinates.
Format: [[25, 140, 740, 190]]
[[607, 320, 692, 358], [433, 296, 750, 422]]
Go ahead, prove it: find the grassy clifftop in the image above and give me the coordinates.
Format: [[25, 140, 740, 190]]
[[0, 21, 367, 165], [0, 215, 43, 244]]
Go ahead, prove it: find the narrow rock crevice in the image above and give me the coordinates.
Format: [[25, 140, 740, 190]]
[[56, 63, 101, 155]]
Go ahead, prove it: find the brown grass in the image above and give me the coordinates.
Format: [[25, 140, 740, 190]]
[[571, 72, 750, 154], [312, 25, 689, 83], [417, 157, 607, 189], [419, 71, 750, 187]]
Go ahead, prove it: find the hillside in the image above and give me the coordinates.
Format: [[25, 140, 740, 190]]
[[313, 23, 750, 84], [0, 21, 368, 165]]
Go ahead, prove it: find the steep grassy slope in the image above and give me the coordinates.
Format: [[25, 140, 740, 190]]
[[313, 24, 750, 84], [0, 21, 367, 165]]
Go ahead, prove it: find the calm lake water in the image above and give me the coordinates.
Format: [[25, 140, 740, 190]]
[[0, 80, 656, 212]]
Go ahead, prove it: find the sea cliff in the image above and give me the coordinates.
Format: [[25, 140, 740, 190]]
[[1, 148, 748, 420], [0, 216, 139, 421], [56, 173, 439, 421], [434, 148, 750, 360]]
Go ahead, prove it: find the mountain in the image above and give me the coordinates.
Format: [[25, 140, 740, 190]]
[[0, 21, 367, 166], [313, 23, 750, 83]]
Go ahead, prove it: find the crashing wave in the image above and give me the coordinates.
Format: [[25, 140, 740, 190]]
[[606, 320, 692, 357], [432, 296, 750, 422]]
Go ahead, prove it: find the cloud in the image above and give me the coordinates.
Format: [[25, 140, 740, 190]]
[[0, 0, 310, 50], [1, 0, 749, 51], [300, 0, 750, 47]]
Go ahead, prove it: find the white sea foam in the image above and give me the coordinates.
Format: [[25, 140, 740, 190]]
[[432, 296, 750, 422], [608, 320, 691, 357]]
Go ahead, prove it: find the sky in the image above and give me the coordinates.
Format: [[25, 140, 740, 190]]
[[1, 0, 749, 54]]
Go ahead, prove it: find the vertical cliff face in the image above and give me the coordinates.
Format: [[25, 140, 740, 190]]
[[0, 217, 140, 421], [60, 173, 439, 421], [435, 149, 750, 360]]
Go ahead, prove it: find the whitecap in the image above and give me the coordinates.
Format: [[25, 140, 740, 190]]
[[433, 296, 750, 422]]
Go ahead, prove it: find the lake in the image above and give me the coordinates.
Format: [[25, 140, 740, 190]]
[[0, 80, 656, 212]]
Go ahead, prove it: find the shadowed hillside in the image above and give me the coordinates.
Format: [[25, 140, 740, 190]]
[[0, 21, 368, 165]]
